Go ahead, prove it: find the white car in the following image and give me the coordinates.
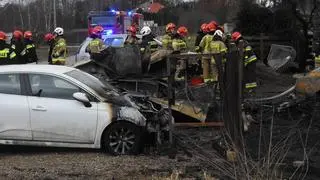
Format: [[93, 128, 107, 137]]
[[0, 65, 170, 155]]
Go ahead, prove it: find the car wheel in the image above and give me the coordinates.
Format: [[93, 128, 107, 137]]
[[103, 121, 143, 155]]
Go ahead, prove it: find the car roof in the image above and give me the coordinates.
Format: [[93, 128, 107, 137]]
[[0, 65, 75, 74]]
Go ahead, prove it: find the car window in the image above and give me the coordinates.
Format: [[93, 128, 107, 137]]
[[0, 74, 21, 95], [104, 37, 125, 47], [28, 74, 80, 100]]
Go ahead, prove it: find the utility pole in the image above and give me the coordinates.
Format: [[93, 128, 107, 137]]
[[53, 0, 57, 28]]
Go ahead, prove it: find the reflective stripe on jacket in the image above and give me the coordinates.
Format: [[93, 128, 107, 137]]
[[210, 40, 227, 64], [199, 34, 213, 54], [86, 38, 105, 54], [172, 38, 187, 52], [244, 45, 257, 66], [245, 82, 258, 89], [52, 37, 67, 63], [0, 48, 16, 59]]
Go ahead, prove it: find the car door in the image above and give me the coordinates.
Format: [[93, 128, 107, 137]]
[[0, 73, 32, 140], [27, 73, 98, 144]]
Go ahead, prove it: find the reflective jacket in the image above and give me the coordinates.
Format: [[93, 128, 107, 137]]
[[21, 40, 38, 63], [10, 39, 24, 64], [162, 33, 174, 50], [195, 31, 206, 52], [243, 41, 257, 66], [47, 40, 54, 64], [315, 55, 320, 68], [210, 40, 227, 64], [199, 34, 214, 54], [86, 38, 105, 54], [241, 41, 258, 89], [172, 36, 187, 53], [0, 41, 16, 65], [52, 36, 67, 64], [140, 34, 158, 53]]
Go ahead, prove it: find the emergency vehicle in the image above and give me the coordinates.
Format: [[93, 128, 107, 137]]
[[87, 10, 144, 39]]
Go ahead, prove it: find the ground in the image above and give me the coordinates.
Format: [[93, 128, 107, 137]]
[[0, 145, 206, 180], [6, 47, 317, 179]]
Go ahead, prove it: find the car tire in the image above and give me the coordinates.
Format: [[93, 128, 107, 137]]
[[102, 121, 143, 155]]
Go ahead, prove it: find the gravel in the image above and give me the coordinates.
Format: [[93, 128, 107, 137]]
[[0, 145, 205, 180]]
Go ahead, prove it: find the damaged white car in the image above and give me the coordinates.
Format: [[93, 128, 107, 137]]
[[0, 65, 171, 155]]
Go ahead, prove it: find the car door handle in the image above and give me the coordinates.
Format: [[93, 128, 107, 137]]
[[32, 106, 47, 112]]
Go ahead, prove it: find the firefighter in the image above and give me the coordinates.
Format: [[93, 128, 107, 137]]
[[209, 30, 227, 82], [162, 23, 176, 50], [232, 31, 258, 93], [0, 31, 16, 65], [315, 53, 320, 69], [52, 27, 67, 65], [140, 26, 158, 54], [11, 30, 24, 64], [172, 26, 188, 80], [44, 33, 55, 64], [86, 26, 106, 61], [195, 23, 208, 52], [21, 31, 38, 64], [125, 25, 139, 45], [199, 22, 217, 82]]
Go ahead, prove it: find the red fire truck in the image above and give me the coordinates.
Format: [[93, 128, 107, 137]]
[[87, 10, 144, 37]]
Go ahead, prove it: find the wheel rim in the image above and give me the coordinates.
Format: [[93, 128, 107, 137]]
[[109, 127, 136, 155]]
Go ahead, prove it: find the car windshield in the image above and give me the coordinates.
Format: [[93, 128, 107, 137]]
[[104, 37, 125, 47], [91, 16, 116, 27], [65, 70, 119, 97]]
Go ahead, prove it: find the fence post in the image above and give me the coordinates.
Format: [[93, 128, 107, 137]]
[[166, 56, 174, 145], [260, 33, 264, 62], [223, 43, 243, 150]]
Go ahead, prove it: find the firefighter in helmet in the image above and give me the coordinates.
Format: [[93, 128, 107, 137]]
[[195, 23, 208, 52], [0, 31, 16, 65], [125, 25, 139, 45], [21, 31, 38, 64], [209, 30, 227, 82], [199, 21, 217, 82], [162, 23, 176, 50], [11, 30, 24, 64], [52, 27, 67, 65], [140, 26, 158, 54], [172, 26, 188, 80], [86, 26, 106, 61], [232, 31, 258, 94], [44, 33, 55, 64]]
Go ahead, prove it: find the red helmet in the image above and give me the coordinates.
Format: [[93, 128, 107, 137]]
[[94, 25, 104, 33], [206, 22, 217, 32], [209, 20, 218, 27], [13, 30, 23, 40], [200, 23, 208, 33], [91, 28, 101, 37], [166, 23, 176, 33], [0, 31, 7, 41], [232, 32, 242, 41], [24, 31, 32, 39], [127, 25, 137, 34], [177, 26, 188, 37], [44, 33, 54, 42]]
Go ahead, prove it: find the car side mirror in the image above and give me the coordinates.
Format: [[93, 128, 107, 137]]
[[73, 92, 92, 107]]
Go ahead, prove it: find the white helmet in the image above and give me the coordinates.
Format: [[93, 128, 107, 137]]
[[54, 27, 64, 36], [140, 26, 151, 36], [214, 30, 224, 38]]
